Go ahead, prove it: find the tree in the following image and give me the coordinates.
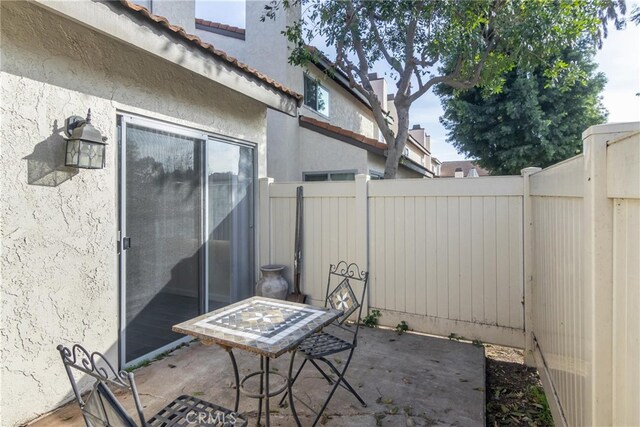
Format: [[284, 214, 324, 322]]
[[437, 44, 608, 175], [264, 0, 624, 178]]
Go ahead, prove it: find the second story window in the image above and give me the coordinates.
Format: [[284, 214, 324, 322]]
[[304, 74, 329, 117]]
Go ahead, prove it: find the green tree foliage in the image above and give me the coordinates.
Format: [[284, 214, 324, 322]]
[[264, 0, 624, 178], [437, 45, 608, 175]]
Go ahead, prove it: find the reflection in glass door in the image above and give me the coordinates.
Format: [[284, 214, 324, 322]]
[[121, 120, 205, 364], [207, 140, 254, 310], [119, 115, 255, 365]]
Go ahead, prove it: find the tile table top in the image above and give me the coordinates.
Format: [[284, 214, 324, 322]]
[[173, 297, 342, 358]]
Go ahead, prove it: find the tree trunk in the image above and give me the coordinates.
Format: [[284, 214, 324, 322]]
[[383, 102, 410, 179]]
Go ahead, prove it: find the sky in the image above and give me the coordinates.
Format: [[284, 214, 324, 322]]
[[198, 1, 640, 161]]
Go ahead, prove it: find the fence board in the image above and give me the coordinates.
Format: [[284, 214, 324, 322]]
[[531, 193, 585, 427], [265, 177, 526, 349], [459, 197, 472, 322], [612, 198, 640, 426], [425, 199, 438, 317]]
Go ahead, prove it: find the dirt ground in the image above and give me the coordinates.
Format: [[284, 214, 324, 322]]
[[485, 345, 553, 426]]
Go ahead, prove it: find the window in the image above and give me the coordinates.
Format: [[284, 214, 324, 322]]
[[303, 171, 355, 182], [304, 74, 330, 116], [369, 170, 384, 180]]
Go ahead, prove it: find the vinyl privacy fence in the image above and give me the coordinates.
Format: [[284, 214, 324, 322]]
[[259, 122, 640, 426], [527, 123, 640, 427], [260, 176, 525, 348]]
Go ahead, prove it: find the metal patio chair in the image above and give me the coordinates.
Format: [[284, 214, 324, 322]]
[[57, 344, 246, 427], [281, 261, 368, 426]]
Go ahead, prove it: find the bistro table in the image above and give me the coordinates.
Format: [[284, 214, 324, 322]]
[[173, 296, 342, 427]]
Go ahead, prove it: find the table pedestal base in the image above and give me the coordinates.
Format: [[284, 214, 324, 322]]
[[226, 350, 301, 427]]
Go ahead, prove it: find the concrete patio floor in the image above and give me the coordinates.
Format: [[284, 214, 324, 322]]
[[32, 328, 485, 426]]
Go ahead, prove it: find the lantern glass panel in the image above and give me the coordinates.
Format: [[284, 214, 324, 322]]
[[77, 141, 105, 169], [66, 139, 81, 166]]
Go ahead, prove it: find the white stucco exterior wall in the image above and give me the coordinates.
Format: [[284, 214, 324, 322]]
[[194, 27, 247, 60], [151, 0, 196, 33], [301, 66, 377, 140], [299, 128, 369, 176], [0, 2, 267, 425], [367, 154, 423, 180]]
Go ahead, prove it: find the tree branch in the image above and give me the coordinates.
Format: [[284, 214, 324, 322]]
[[344, 1, 396, 144], [368, 11, 402, 74]]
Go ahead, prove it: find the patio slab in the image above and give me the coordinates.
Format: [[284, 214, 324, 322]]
[[32, 327, 485, 426]]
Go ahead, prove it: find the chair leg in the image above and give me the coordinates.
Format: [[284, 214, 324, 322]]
[[278, 357, 307, 407], [310, 367, 343, 427], [320, 356, 367, 407], [311, 349, 366, 427], [309, 359, 334, 384], [287, 350, 302, 427]]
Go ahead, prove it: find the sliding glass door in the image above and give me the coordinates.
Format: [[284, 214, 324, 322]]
[[119, 115, 254, 365], [207, 140, 254, 310]]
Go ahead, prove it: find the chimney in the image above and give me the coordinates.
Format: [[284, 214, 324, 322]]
[[368, 74, 387, 111], [408, 125, 428, 150]]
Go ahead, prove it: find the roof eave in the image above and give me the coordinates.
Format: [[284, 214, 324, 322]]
[[309, 58, 372, 110], [33, 0, 300, 116]]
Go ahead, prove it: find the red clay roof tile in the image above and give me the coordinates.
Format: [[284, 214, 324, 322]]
[[118, 1, 301, 103], [299, 116, 387, 151]]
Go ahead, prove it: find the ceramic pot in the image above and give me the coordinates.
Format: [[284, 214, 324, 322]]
[[255, 264, 289, 300]]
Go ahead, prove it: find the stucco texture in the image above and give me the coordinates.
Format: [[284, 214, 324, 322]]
[[0, 2, 266, 425], [299, 128, 369, 176]]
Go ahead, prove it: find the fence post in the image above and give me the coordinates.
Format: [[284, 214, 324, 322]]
[[258, 177, 274, 271], [582, 124, 637, 426], [521, 166, 541, 367], [355, 174, 370, 310]]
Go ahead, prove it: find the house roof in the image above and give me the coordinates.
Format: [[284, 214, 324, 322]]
[[304, 46, 372, 110], [299, 115, 387, 150], [440, 161, 490, 177], [195, 18, 246, 36], [117, 1, 301, 104], [299, 116, 431, 177]]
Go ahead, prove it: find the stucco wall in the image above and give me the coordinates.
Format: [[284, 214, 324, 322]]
[[194, 28, 247, 61], [367, 154, 423, 180], [152, 0, 196, 33], [299, 128, 369, 177], [0, 2, 266, 426], [300, 66, 377, 140]]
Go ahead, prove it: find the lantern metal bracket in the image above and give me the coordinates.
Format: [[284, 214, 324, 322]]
[[65, 115, 85, 138]]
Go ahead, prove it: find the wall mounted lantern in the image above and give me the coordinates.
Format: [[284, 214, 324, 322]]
[[64, 109, 107, 169]]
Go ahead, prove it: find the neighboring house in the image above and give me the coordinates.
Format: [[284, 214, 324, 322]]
[[0, 1, 301, 425], [431, 156, 442, 177], [188, 0, 436, 180], [439, 160, 490, 178]]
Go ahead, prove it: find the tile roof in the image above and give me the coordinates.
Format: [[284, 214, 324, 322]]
[[117, 1, 302, 103], [299, 116, 431, 177], [300, 116, 430, 156], [299, 116, 387, 151], [195, 18, 245, 36]]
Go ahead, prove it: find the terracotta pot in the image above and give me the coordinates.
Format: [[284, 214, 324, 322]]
[[255, 264, 289, 300]]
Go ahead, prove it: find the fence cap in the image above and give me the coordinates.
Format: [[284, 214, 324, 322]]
[[521, 167, 542, 176]]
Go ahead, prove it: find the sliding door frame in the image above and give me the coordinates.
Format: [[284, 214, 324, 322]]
[[117, 112, 257, 369]]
